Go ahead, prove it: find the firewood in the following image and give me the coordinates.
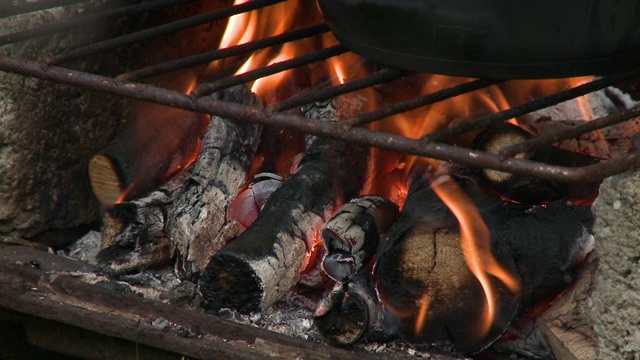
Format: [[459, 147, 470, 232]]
[[472, 123, 599, 204], [96, 175, 185, 274], [89, 107, 209, 206], [538, 258, 598, 360], [97, 85, 262, 277], [0, 245, 417, 360], [374, 167, 594, 355], [321, 196, 399, 283], [166, 85, 263, 278], [200, 97, 368, 314], [315, 266, 382, 346], [518, 86, 639, 159]]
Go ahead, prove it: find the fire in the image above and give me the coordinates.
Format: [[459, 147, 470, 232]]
[[210, 4, 598, 339], [430, 172, 519, 336], [103, 0, 604, 342], [414, 293, 431, 335]]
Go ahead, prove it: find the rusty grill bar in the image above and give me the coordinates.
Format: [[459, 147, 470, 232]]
[[1, 0, 640, 183]]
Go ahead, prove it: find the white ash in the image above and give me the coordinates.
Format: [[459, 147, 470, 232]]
[[519, 87, 640, 158], [62, 230, 101, 265]]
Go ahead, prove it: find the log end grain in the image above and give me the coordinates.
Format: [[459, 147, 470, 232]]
[[89, 154, 123, 206], [200, 253, 263, 314]]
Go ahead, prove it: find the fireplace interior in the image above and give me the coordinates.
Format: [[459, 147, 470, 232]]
[[1, 1, 640, 359]]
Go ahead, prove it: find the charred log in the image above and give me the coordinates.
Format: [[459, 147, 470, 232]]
[[374, 167, 594, 355], [167, 85, 262, 278], [96, 183, 183, 274], [97, 85, 262, 277], [315, 266, 382, 346], [321, 196, 399, 283], [472, 123, 600, 204], [200, 98, 368, 314]]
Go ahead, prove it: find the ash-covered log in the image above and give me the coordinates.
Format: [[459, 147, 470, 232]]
[[166, 86, 262, 278], [97, 85, 262, 277], [472, 123, 600, 204], [200, 98, 369, 314], [321, 195, 399, 283], [374, 167, 594, 355], [315, 265, 382, 346]]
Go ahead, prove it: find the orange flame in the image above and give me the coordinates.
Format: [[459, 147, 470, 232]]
[[430, 173, 519, 335], [414, 293, 432, 335]]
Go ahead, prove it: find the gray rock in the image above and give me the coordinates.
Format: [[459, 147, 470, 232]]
[[592, 170, 640, 359]]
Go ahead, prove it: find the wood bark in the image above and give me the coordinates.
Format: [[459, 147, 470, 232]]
[[200, 97, 369, 314]]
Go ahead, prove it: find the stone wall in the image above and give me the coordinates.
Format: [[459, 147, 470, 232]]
[[592, 169, 640, 359]]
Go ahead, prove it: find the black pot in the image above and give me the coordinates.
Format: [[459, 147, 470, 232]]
[[317, 0, 640, 78]]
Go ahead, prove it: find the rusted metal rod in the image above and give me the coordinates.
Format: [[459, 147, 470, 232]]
[[342, 78, 502, 128], [0, 0, 200, 46], [1, 55, 639, 183], [499, 104, 640, 159], [46, 0, 286, 65], [191, 45, 348, 97], [116, 23, 330, 83], [265, 68, 410, 113], [421, 70, 640, 142], [0, 0, 89, 17]]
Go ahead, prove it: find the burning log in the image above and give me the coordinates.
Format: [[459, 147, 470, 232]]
[[314, 195, 399, 345], [166, 86, 262, 278], [472, 123, 600, 204], [97, 85, 262, 277], [374, 167, 594, 355], [518, 86, 638, 159], [315, 265, 382, 346], [321, 196, 399, 283], [89, 107, 209, 206], [200, 98, 368, 314]]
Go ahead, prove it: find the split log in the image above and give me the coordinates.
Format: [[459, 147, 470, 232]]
[[472, 123, 600, 204], [374, 167, 594, 355], [200, 97, 369, 314], [97, 85, 262, 278], [538, 256, 598, 360], [321, 196, 399, 283]]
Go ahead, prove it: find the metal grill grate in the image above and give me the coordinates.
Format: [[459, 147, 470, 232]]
[[1, 0, 640, 183]]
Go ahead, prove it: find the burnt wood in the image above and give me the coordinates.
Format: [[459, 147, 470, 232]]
[[0, 244, 440, 360], [374, 167, 594, 355], [321, 195, 399, 283], [472, 123, 600, 204], [201, 97, 369, 314], [315, 265, 382, 346], [97, 85, 262, 278]]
